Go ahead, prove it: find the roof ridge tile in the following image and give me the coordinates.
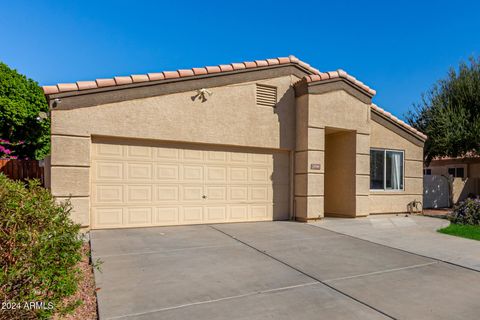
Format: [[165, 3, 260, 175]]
[[43, 55, 324, 94], [162, 71, 180, 79], [114, 76, 133, 85], [301, 69, 376, 96], [42, 55, 365, 97], [147, 72, 165, 81]]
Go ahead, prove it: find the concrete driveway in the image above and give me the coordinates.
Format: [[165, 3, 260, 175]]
[[91, 221, 480, 320]]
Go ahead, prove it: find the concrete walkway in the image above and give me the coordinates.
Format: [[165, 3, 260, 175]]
[[312, 214, 480, 271]]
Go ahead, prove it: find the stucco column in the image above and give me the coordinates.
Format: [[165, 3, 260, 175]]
[[355, 133, 370, 216], [294, 95, 325, 221], [49, 133, 91, 227]]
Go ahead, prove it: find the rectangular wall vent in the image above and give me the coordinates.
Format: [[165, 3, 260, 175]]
[[256, 84, 277, 107]]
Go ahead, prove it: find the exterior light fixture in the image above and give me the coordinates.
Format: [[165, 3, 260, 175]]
[[192, 88, 213, 102]]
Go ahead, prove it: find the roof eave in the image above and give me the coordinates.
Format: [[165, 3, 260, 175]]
[[43, 55, 319, 99], [371, 105, 427, 142]]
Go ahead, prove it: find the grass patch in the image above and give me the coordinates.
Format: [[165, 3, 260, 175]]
[[438, 223, 480, 241]]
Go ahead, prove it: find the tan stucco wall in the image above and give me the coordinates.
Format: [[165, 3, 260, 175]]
[[370, 120, 424, 213], [52, 76, 297, 150], [50, 75, 298, 227], [294, 90, 371, 220]]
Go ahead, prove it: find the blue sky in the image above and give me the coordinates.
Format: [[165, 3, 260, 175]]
[[1, 0, 479, 119]]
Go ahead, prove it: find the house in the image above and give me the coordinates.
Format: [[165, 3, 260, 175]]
[[424, 154, 480, 206], [42, 56, 426, 230]]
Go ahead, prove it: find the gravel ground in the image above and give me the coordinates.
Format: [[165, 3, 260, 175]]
[[53, 242, 98, 320]]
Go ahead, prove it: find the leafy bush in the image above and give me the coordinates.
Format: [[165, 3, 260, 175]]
[[0, 62, 50, 160], [0, 174, 82, 319], [448, 198, 480, 225]]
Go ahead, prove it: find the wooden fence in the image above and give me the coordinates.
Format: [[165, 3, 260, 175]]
[[0, 159, 44, 185]]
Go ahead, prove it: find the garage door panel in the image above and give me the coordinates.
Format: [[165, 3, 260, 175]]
[[272, 169, 290, 184], [273, 153, 290, 168], [183, 165, 203, 181], [156, 147, 180, 160], [126, 185, 152, 202], [91, 141, 289, 229], [182, 207, 203, 223], [126, 207, 153, 225], [206, 166, 227, 182], [273, 202, 289, 220], [229, 206, 248, 221], [94, 207, 123, 228], [126, 145, 153, 160], [206, 186, 227, 201], [95, 143, 124, 158], [230, 167, 249, 182], [273, 184, 290, 203], [94, 185, 124, 203], [250, 153, 270, 164], [230, 152, 248, 163], [251, 186, 269, 201], [230, 186, 248, 201], [156, 164, 179, 180], [155, 185, 180, 202], [94, 161, 124, 181], [183, 186, 204, 201], [183, 149, 203, 161], [207, 151, 227, 162], [251, 205, 270, 220], [156, 207, 179, 224], [250, 168, 270, 182], [205, 206, 227, 222], [127, 162, 153, 180]]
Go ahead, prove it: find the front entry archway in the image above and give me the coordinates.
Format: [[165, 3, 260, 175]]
[[324, 128, 357, 217]]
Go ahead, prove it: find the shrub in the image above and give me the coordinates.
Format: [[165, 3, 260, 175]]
[[0, 174, 82, 319], [0, 62, 50, 160], [448, 198, 480, 225]]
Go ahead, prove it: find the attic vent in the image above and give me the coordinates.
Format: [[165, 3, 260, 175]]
[[256, 84, 277, 107]]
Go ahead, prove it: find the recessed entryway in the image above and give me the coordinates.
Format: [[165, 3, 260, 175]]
[[324, 128, 357, 217]]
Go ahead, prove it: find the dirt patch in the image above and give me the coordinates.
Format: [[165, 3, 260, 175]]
[[423, 208, 452, 218], [53, 242, 98, 320]]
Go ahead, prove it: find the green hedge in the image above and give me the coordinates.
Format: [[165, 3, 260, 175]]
[[0, 174, 83, 319]]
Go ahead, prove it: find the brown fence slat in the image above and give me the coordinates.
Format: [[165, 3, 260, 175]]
[[0, 159, 7, 171], [0, 159, 45, 186]]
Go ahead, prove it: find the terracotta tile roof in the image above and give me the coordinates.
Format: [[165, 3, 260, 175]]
[[42, 55, 323, 95], [371, 103, 427, 140], [302, 70, 377, 96]]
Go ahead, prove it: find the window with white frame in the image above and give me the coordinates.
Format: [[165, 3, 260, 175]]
[[370, 149, 404, 190]]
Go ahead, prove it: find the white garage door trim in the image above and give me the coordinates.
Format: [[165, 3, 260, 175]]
[[91, 138, 290, 229]]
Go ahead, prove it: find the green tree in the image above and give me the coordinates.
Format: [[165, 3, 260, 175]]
[[406, 56, 480, 165], [0, 62, 50, 159]]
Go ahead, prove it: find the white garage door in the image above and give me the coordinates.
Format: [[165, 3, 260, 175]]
[[91, 139, 290, 229]]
